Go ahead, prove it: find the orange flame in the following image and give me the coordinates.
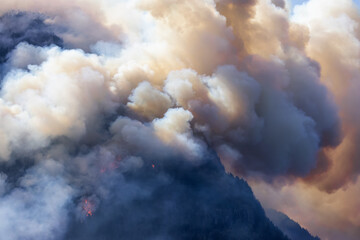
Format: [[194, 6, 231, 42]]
[[82, 199, 94, 217]]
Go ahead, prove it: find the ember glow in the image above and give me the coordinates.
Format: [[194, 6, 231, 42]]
[[99, 156, 122, 174], [0, 0, 359, 240], [82, 200, 94, 217]]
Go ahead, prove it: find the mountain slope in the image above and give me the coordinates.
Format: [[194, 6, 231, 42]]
[[267, 209, 320, 240], [66, 157, 289, 240]]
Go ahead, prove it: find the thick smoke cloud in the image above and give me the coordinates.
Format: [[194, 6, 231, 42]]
[[0, 12, 63, 65], [0, 0, 358, 239], [292, 0, 360, 192], [250, 1, 360, 240], [0, 1, 121, 51], [0, 0, 341, 179]]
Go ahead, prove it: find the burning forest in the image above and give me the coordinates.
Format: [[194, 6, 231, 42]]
[[0, 0, 359, 239]]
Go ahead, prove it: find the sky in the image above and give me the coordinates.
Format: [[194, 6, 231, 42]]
[[291, 0, 360, 14], [292, 0, 308, 5], [292, 0, 359, 5], [0, 0, 360, 240]]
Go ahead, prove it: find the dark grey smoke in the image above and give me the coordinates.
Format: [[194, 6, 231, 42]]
[[266, 209, 321, 240], [241, 56, 341, 177], [271, 0, 286, 9], [0, 11, 63, 64]]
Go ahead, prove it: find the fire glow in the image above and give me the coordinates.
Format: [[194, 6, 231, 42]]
[[99, 156, 122, 174], [82, 199, 94, 217]]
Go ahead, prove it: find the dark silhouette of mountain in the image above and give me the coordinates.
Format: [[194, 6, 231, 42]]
[[267, 209, 321, 240], [66, 156, 289, 240]]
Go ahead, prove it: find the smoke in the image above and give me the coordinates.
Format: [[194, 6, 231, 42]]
[[292, 0, 360, 192], [0, 160, 73, 240], [0, 11, 63, 64], [0, 1, 120, 51], [249, 2, 360, 240], [0, 11, 63, 80], [253, 179, 360, 240], [0, 0, 358, 239], [0, 0, 341, 178]]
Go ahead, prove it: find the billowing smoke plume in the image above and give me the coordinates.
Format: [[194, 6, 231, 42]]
[[0, 0, 359, 239], [251, 1, 360, 240], [0, 0, 341, 179], [0, 11, 63, 64], [292, 0, 360, 192]]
